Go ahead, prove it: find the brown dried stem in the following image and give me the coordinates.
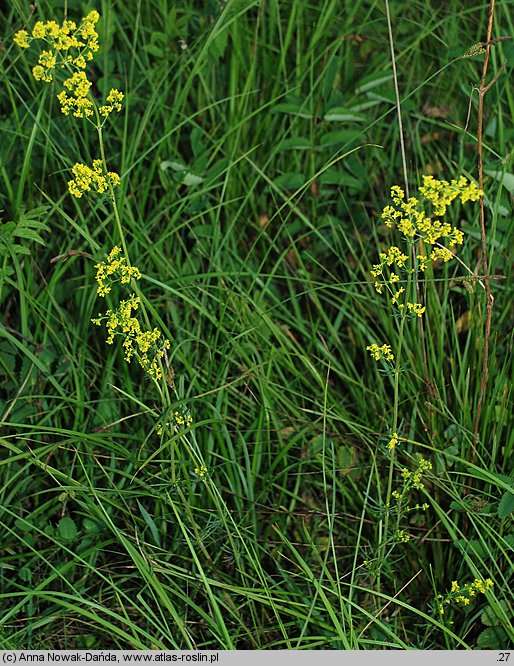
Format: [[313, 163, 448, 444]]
[[472, 0, 498, 460]]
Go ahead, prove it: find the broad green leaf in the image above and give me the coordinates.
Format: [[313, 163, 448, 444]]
[[276, 137, 311, 151], [477, 626, 509, 649], [319, 130, 361, 147], [270, 103, 314, 119], [323, 108, 367, 123], [481, 601, 511, 627], [18, 566, 32, 582], [498, 489, 514, 518], [143, 44, 164, 58], [355, 72, 394, 94], [57, 516, 78, 542], [272, 172, 305, 189], [182, 172, 204, 186]]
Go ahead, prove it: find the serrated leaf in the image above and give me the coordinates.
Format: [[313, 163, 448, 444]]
[[0, 206, 49, 257], [498, 489, 514, 518], [481, 601, 511, 627], [13, 228, 45, 243], [12, 244, 31, 255], [57, 516, 78, 542], [477, 626, 509, 649]]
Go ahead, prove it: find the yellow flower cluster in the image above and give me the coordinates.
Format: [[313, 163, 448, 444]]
[[371, 175, 481, 317], [92, 248, 171, 381], [387, 432, 400, 450], [381, 177, 478, 248], [418, 175, 481, 215], [13, 12, 123, 124], [57, 71, 93, 117], [366, 343, 394, 363], [437, 578, 494, 616], [393, 529, 410, 543], [392, 457, 432, 504], [156, 411, 194, 435], [99, 89, 124, 117], [385, 458, 431, 543], [14, 12, 124, 198], [14, 12, 100, 82], [194, 465, 208, 478], [400, 457, 432, 490], [93, 246, 141, 296], [68, 160, 121, 199]]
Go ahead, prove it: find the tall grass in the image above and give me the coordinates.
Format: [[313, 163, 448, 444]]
[[0, 0, 513, 649]]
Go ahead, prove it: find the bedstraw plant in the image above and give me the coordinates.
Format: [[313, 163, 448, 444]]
[[13, 12, 200, 477], [364, 175, 491, 596], [4, 0, 513, 650]]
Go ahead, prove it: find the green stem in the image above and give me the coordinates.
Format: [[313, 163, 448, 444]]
[[94, 110, 172, 411], [376, 257, 413, 591]]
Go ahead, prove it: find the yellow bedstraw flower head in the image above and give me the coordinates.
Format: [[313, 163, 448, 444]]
[[99, 89, 124, 117], [93, 246, 141, 297], [156, 411, 193, 436], [92, 249, 171, 382], [371, 175, 482, 316], [13, 12, 106, 117], [68, 159, 120, 198], [14, 30, 30, 48], [366, 343, 394, 363], [437, 578, 493, 615], [14, 12, 100, 72], [58, 71, 93, 117]]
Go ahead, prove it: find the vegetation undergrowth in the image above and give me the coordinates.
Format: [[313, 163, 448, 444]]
[[0, 0, 513, 650]]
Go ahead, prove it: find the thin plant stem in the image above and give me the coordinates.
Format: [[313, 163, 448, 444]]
[[385, 0, 431, 420], [472, 0, 498, 459]]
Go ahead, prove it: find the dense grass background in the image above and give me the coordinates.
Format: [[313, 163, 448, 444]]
[[1, 0, 513, 649]]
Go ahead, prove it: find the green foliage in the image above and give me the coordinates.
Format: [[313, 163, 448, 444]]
[[0, 207, 49, 259], [0, 0, 513, 651]]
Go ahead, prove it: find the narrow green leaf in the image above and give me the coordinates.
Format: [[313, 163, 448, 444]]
[[137, 500, 161, 548]]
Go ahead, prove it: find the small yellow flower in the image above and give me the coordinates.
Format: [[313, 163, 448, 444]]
[[14, 30, 30, 48], [366, 343, 394, 363], [406, 302, 426, 317], [99, 89, 125, 117], [68, 160, 120, 198]]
